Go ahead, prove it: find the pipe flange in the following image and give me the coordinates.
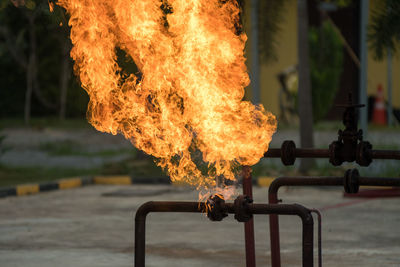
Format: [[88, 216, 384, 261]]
[[344, 168, 359, 194], [234, 195, 253, 222], [281, 140, 296, 166], [356, 141, 372, 166], [206, 195, 228, 221], [329, 141, 343, 166]]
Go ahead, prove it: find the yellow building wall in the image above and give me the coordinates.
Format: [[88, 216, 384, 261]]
[[245, 0, 399, 118], [244, 0, 297, 117], [368, 0, 400, 108]]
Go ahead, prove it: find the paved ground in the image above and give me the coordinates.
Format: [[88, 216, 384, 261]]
[[0, 184, 399, 266]]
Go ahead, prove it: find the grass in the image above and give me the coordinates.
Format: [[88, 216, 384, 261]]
[[0, 117, 90, 130], [0, 153, 165, 187], [101, 154, 166, 177], [38, 140, 136, 157], [0, 165, 100, 187]]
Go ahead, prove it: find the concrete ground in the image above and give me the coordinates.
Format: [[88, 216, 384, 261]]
[[0, 184, 399, 267]]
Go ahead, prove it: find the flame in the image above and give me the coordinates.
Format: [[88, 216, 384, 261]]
[[48, 0, 54, 12], [57, 0, 276, 191]]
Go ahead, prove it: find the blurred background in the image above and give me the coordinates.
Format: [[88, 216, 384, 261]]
[[0, 0, 399, 187]]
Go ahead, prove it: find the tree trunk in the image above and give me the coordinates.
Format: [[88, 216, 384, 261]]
[[297, 0, 314, 172], [59, 41, 71, 120], [27, 11, 57, 111], [24, 14, 36, 125], [24, 57, 33, 125]]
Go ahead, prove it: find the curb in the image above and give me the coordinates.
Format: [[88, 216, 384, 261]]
[[0, 175, 274, 198], [0, 175, 171, 198], [257, 176, 275, 187], [0, 176, 93, 198]]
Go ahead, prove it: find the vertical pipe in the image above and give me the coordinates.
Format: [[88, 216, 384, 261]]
[[269, 192, 281, 267], [135, 213, 147, 267], [387, 48, 393, 126], [242, 166, 256, 267], [301, 217, 314, 267], [250, 0, 260, 104], [359, 0, 369, 136]]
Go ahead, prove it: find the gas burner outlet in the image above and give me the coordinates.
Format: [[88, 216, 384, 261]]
[[206, 195, 228, 221]]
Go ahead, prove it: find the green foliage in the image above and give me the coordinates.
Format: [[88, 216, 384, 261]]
[[321, 0, 353, 8], [257, 0, 289, 63], [39, 140, 135, 157], [368, 0, 400, 60], [309, 21, 343, 122], [0, 0, 86, 119]]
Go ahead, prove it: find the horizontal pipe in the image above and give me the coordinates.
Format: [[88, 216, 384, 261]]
[[370, 150, 400, 160], [358, 177, 400, 187], [269, 177, 344, 195], [264, 148, 281, 157], [264, 148, 329, 158], [269, 176, 400, 202], [296, 149, 330, 158], [264, 148, 400, 160], [135, 201, 314, 267]]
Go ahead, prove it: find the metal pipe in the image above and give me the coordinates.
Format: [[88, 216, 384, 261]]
[[264, 148, 400, 161], [310, 209, 322, 267], [134, 201, 314, 267], [268, 175, 400, 267], [134, 201, 205, 267], [358, 176, 400, 187], [265, 148, 330, 159], [370, 150, 400, 160], [242, 166, 256, 267]]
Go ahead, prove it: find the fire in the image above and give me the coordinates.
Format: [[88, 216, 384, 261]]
[[57, 0, 276, 191]]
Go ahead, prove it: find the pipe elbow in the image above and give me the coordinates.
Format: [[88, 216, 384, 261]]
[[292, 204, 313, 225], [135, 201, 155, 222]]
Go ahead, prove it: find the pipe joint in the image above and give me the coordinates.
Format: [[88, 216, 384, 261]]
[[234, 195, 253, 222]]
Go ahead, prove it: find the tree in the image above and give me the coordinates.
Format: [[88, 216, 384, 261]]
[[368, 0, 400, 60], [0, 0, 57, 124], [0, 0, 72, 122], [48, 1, 72, 120], [309, 21, 344, 122]]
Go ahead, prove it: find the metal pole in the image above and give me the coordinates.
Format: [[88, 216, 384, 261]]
[[359, 0, 369, 136], [387, 48, 393, 126], [297, 0, 315, 172], [242, 166, 256, 267], [250, 0, 260, 104]]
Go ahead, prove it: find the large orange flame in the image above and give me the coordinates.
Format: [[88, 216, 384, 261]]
[[57, 0, 276, 191]]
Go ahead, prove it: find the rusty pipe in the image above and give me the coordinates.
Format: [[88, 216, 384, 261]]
[[264, 147, 400, 162], [134, 201, 314, 267], [370, 150, 400, 160], [242, 166, 256, 267], [268, 174, 400, 267]]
